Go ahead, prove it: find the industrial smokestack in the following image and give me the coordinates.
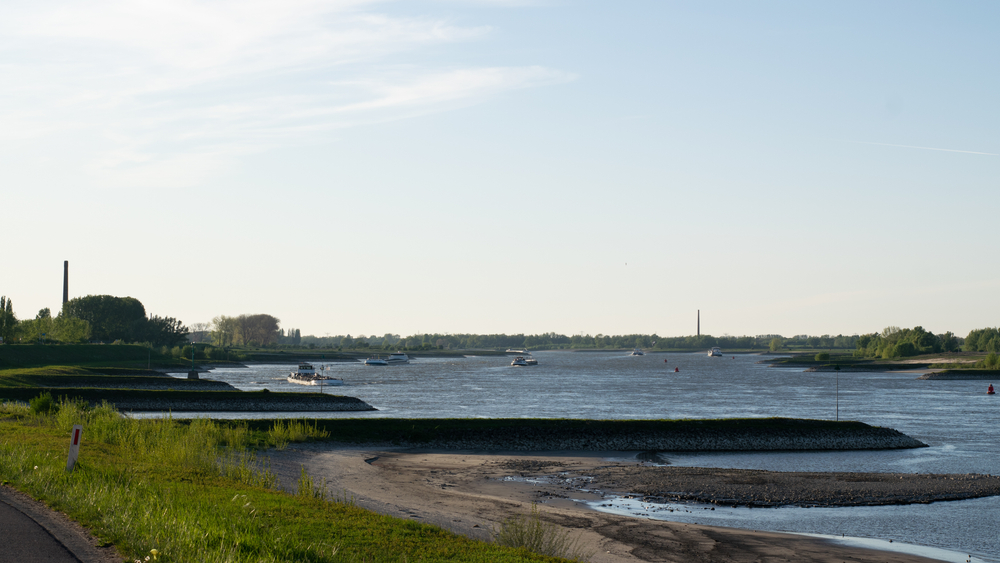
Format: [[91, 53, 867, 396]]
[[697, 309, 700, 336], [63, 261, 69, 306]]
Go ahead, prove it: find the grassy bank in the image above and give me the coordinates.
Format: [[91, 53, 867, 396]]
[[0, 344, 184, 369], [0, 402, 570, 563]]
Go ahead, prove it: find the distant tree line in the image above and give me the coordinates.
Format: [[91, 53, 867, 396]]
[[237, 331, 861, 352], [853, 326, 961, 359]]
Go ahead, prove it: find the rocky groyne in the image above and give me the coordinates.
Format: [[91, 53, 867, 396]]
[[919, 371, 1000, 380], [369, 422, 926, 451]]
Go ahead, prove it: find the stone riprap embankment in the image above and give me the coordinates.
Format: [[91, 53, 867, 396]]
[[381, 423, 926, 451], [586, 466, 1000, 507], [95, 395, 375, 412]]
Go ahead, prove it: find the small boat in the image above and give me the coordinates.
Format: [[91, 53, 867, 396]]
[[506, 348, 528, 354], [364, 356, 388, 366], [708, 347, 722, 357], [630, 348, 644, 356], [524, 356, 538, 366], [510, 356, 528, 367], [287, 363, 344, 386], [386, 352, 410, 365]]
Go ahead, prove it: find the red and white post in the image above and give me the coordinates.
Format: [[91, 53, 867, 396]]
[[66, 425, 83, 472]]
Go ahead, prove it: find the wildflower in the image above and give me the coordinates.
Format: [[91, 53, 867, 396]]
[[33, 466, 38, 470]]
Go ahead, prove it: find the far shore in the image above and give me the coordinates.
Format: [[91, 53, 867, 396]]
[[267, 445, 967, 563]]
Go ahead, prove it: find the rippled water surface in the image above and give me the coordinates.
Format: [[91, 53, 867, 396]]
[[195, 351, 999, 560]]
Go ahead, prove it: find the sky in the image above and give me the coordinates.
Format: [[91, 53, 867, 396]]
[[2, 0, 999, 339]]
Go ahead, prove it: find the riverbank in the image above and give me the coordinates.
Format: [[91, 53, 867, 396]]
[[267, 446, 955, 563]]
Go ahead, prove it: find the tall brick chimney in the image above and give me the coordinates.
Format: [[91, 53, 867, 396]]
[[63, 261, 69, 305]]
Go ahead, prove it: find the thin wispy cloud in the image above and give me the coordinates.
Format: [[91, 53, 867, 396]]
[[0, 0, 574, 187], [850, 140, 997, 156]]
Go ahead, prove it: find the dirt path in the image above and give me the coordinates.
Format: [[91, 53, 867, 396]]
[[266, 446, 955, 563]]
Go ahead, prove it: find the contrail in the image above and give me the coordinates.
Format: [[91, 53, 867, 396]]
[[851, 140, 997, 156]]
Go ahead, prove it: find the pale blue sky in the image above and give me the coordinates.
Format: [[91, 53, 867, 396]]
[[3, 1, 998, 339]]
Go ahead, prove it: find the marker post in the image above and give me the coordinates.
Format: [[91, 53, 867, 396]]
[[66, 425, 83, 472]]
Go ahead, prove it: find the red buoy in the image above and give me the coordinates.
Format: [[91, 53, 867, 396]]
[[989, 384, 995, 395], [674, 367, 679, 372]]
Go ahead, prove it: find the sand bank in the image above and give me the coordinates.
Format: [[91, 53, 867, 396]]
[[265, 445, 970, 562]]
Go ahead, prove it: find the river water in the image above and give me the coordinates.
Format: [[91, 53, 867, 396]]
[[190, 351, 998, 561]]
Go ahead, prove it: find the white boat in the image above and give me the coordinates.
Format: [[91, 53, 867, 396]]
[[364, 356, 388, 366], [630, 348, 644, 356], [708, 347, 722, 357], [506, 348, 528, 354], [510, 356, 528, 367], [386, 352, 410, 365], [287, 363, 344, 386], [524, 356, 538, 366]]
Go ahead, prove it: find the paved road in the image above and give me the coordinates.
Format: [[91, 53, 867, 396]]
[[0, 486, 118, 563]]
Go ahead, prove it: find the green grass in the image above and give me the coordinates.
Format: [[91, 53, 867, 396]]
[[0, 366, 208, 389], [0, 401, 572, 563]]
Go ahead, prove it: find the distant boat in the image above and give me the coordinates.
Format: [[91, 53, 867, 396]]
[[506, 348, 528, 354], [386, 352, 410, 365], [364, 356, 388, 366], [288, 363, 344, 386], [630, 348, 644, 356], [524, 355, 538, 366], [708, 347, 722, 357], [510, 356, 529, 367]]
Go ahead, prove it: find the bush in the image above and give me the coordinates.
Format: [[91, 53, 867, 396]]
[[29, 392, 57, 415], [815, 352, 830, 361]]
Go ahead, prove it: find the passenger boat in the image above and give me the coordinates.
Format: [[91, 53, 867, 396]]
[[510, 356, 529, 367], [287, 363, 344, 386], [708, 347, 723, 357], [630, 348, 644, 356], [524, 356, 538, 366], [386, 352, 410, 365], [364, 356, 389, 366], [506, 348, 528, 354]]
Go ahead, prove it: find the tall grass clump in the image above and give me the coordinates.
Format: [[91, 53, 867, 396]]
[[266, 419, 330, 449], [492, 504, 593, 561]]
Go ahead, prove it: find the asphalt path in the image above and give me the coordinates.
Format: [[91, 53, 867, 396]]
[[0, 486, 119, 563]]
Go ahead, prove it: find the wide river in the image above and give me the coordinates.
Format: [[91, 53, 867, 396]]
[[191, 351, 998, 561]]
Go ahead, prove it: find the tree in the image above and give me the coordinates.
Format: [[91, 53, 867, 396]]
[[769, 337, 785, 352], [144, 315, 189, 346], [62, 295, 147, 342], [0, 296, 17, 343], [211, 315, 237, 348], [233, 314, 280, 347]]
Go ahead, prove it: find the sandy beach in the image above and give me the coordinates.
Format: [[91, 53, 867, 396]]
[[264, 445, 993, 562]]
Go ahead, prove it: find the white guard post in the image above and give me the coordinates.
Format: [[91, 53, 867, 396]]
[[66, 425, 83, 472]]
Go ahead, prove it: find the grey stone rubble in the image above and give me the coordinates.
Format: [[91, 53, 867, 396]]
[[352, 425, 926, 451]]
